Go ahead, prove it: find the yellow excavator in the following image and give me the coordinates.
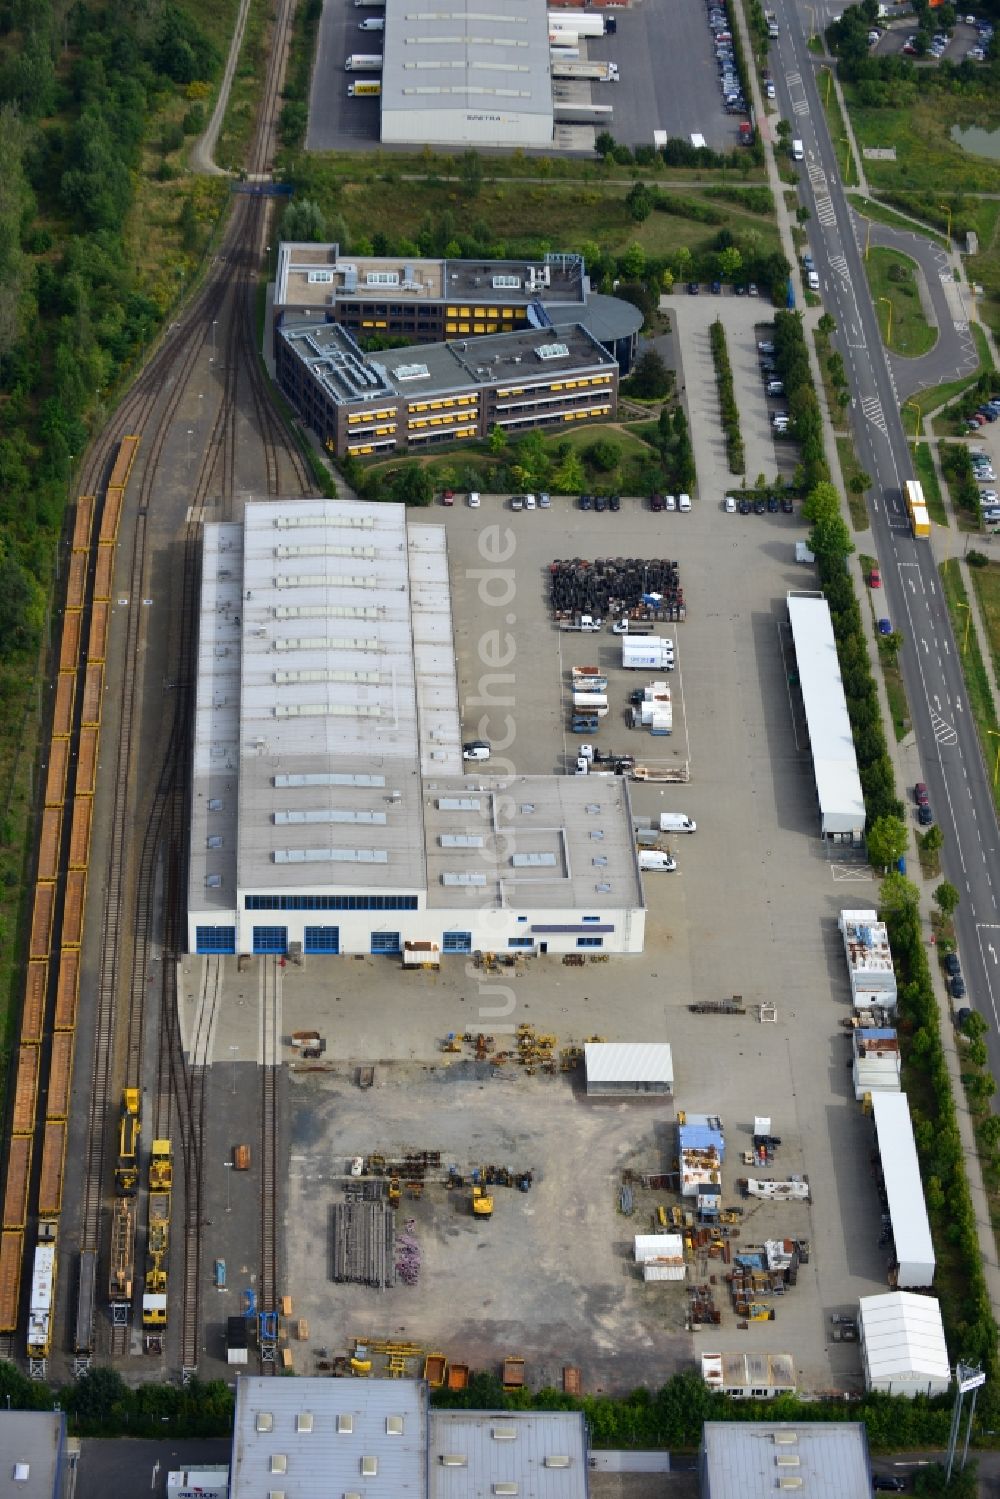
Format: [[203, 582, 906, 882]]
[[472, 1185, 493, 1219]]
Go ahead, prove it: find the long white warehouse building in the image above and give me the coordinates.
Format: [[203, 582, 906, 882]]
[[187, 498, 645, 958], [787, 592, 866, 841]]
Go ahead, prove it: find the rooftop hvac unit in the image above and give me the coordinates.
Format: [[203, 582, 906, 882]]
[[296, 1412, 314, 1433], [491, 1425, 517, 1441], [439, 1455, 468, 1467], [778, 1483, 804, 1492], [544, 1456, 571, 1468], [773, 1432, 798, 1444]]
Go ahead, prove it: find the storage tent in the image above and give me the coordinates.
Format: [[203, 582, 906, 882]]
[[584, 1042, 673, 1096], [858, 1291, 950, 1397], [787, 592, 865, 840], [871, 1092, 935, 1287]]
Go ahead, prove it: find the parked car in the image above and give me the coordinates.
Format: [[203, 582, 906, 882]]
[[650, 493, 665, 512], [462, 740, 490, 761], [753, 497, 766, 514], [944, 952, 961, 977], [918, 803, 934, 826], [725, 495, 737, 512], [711, 280, 722, 294], [538, 492, 551, 508], [442, 490, 455, 505], [877, 617, 892, 635], [738, 497, 752, 514], [687, 281, 700, 294], [609, 493, 620, 511], [594, 494, 608, 512], [665, 494, 677, 511], [767, 495, 780, 512], [950, 975, 967, 999], [872, 1480, 907, 1494], [780, 496, 794, 513], [579, 493, 592, 511], [869, 566, 881, 587], [510, 494, 524, 511], [766, 80, 776, 97], [914, 782, 929, 806], [758, 340, 775, 354], [748, 282, 759, 296]]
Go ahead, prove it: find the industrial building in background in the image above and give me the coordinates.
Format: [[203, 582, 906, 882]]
[[187, 497, 645, 958], [700, 1421, 875, 1498], [228, 1376, 590, 1498], [273, 245, 643, 372]]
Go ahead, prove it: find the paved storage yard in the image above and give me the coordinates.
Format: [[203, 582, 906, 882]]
[[193, 295, 893, 1392]]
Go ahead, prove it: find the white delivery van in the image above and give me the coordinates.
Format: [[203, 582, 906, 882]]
[[792, 138, 804, 160], [678, 493, 692, 512], [462, 740, 490, 762], [639, 851, 678, 872], [659, 813, 697, 833], [359, 16, 384, 29]]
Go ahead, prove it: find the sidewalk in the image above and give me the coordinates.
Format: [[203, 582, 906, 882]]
[[731, 0, 1000, 1318]]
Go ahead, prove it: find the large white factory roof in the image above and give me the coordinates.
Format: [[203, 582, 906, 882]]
[[859, 1292, 950, 1393], [380, 0, 554, 121], [428, 1410, 589, 1498], [871, 1092, 935, 1286], [787, 592, 866, 837], [701, 1422, 872, 1499]]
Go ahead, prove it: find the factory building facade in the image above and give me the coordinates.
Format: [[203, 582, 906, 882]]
[[187, 498, 646, 959], [275, 320, 620, 458]]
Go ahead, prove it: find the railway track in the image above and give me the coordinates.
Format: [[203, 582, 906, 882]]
[[60, 0, 313, 1373]]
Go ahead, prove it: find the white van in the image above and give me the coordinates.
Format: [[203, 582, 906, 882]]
[[659, 813, 697, 833], [462, 740, 490, 762], [678, 493, 692, 512], [359, 16, 384, 28], [792, 138, 804, 160], [639, 851, 678, 872]]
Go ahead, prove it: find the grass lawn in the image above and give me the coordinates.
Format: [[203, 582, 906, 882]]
[[215, 0, 270, 172], [940, 558, 1000, 818], [968, 559, 1000, 701], [864, 246, 937, 358], [819, 72, 859, 188], [814, 325, 848, 433], [966, 198, 1000, 344], [843, 88, 1000, 196], [852, 196, 949, 250], [319, 176, 782, 262], [881, 655, 911, 742], [910, 440, 947, 526], [836, 435, 871, 530]]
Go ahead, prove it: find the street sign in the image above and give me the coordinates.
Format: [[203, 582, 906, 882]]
[[959, 1371, 986, 1393]]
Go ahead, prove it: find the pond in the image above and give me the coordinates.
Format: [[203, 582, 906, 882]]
[[950, 124, 1000, 160]]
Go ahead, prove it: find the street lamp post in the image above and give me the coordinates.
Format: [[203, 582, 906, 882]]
[[211, 319, 218, 362], [840, 135, 853, 184], [865, 217, 872, 261], [877, 295, 892, 349]]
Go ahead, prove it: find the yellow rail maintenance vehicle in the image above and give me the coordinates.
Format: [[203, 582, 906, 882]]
[[115, 1089, 140, 1195]]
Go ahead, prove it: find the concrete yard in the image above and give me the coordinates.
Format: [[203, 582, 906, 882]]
[[193, 294, 895, 1396]]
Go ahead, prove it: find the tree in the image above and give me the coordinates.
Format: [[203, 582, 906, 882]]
[[282, 197, 327, 242], [619, 242, 647, 280], [595, 131, 616, 158], [488, 425, 506, 456], [847, 469, 872, 496], [801, 479, 841, 525], [584, 438, 621, 473], [934, 881, 960, 916], [552, 448, 586, 495], [626, 180, 653, 223], [625, 348, 671, 400], [0, 547, 42, 657], [878, 629, 903, 664], [718, 245, 743, 280], [807, 512, 854, 561], [867, 815, 908, 871], [879, 870, 920, 919], [459, 149, 483, 197], [920, 823, 944, 853]]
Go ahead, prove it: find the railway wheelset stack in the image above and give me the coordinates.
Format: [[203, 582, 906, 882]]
[[549, 557, 685, 623]]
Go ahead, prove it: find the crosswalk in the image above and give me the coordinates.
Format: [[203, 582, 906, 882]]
[[860, 394, 887, 435], [828, 253, 850, 282], [786, 71, 810, 115], [807, 164, 836, 227]]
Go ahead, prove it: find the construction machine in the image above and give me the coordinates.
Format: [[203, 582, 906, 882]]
[[472, 1185, 494, 1219]]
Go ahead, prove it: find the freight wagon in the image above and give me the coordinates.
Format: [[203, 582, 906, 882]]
[[26, 1221, 57, 1361], [21, 962, 47, 1044], [13, 1045, 39, 1136], [99, 487, 125, 547], [65, 552, 87, 612], [2, 1137, 31, 1231], [87, 601, 109, 665], [69, 797, 93, 871], [108, 434, 140, 492], [54, 948, 80, 1032], [0, 1232, 24, 1333], [30, 882, 56, 959], [59, 609, 83, 673], [76, 726, 99, 797], [109, 1197, 135, 1310], [38, 1121, 67, 1218], [61, 869, 87, 948], [51, 675, 76, 739], [81, 663, 104, 728], [92, 545, 114, 603], [75, 1248, 97, 1357], [71, 495, 95, 552], [44, 738, 70, 807], [46, 1032, 74, 1123], [37, 807, 62, 884]]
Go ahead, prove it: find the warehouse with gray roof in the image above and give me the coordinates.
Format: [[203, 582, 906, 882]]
[[187, 497, 645, 958], [379, 0, 554, 147]]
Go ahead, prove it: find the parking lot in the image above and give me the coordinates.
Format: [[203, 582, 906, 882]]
[[872, 14, 992, 60], [304, 0, 743, 154]]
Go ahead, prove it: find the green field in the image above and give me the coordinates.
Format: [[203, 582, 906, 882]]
[[843, 90, 1000, 196], [969, 559, 1000, 698], [864, 246, 937, 358]]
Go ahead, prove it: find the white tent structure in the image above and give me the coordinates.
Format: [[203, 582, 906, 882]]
[[871, 1092, 935, 1287], [858, 1292, 950, 1397], [787, 592, 865, 841]]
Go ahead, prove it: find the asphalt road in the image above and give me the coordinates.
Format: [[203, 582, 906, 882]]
[[768, 8, 1000, 1085]]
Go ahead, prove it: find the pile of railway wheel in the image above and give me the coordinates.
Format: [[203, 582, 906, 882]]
[[0, 0, 307, 1377]]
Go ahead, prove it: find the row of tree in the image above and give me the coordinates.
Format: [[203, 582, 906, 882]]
[[709, 318, 745, 474], [769, 310, 831, 496]]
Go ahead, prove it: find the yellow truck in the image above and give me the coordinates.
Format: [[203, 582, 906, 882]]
[[348, 81, 381, 97]]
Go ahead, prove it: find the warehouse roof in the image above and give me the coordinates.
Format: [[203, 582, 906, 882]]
[[423, 777, 642, 912], [787, 592, 866, 836], [275, 244, 586, 313], [279, 320, 617, 408], [428, 1410, 588, 1498], [858, 1292, 950, 1387], [233, 498, 428, 894], [230, 1377, 427, 1498], [380, 0, 553, 120], [0, 1411, 66, 1499], [701, 1421, 871, 1499], [871, 1092, 935, 1282], [583, 1041, 673, 1084]]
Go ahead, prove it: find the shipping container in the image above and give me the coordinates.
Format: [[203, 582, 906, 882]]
[[76, 726, 99, 797], [72, 494, 95, 552], [44, 738, 70, 808], [69, 797, 93, 871], [92, 545, 114, 603], [99, 486, 124, 547], [66, 551, 87, 612], [37, 807, 63, 884], [52, 674, 76, 740], [81, 663, 104, 727], [54, 948, 80, 1032], [59, 609, 83, 674], [3, 1136, 31, 1230], [12, 1046, 39, 1136], [21, 962, 47, 1045], [86, 600, 109, 665], [46, 1032, 74, 1122], [108, 434, 140, 492], [30, 882, 56, 960], [0, 1231, 23, 1333], [38, 1121, 67, 1217], [62, 869, 87, 947]]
